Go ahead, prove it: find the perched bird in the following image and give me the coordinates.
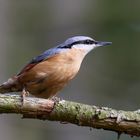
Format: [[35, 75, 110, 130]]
[[0, 36, 112, 99]]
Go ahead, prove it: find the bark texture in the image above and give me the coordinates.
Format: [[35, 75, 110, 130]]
[[0, 94, 140, 137]]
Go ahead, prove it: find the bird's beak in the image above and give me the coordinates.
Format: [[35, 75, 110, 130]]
[[95, 41, 112, 47]]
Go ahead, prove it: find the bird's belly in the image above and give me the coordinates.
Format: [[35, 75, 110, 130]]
[[24, 67, 78, 98]]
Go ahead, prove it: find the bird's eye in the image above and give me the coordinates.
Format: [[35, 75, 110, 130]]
[[85, 40, 94, 44]]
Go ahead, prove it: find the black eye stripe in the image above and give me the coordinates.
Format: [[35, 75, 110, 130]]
[[58, 39, 95, 49]]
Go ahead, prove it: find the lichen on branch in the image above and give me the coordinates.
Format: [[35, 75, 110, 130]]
[[0, 94, 140, 137]]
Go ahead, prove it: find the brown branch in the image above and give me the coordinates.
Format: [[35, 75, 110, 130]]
[[0, 94, 140, 137]]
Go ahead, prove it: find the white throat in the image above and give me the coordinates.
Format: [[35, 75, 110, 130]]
[[73, 44, 96, 55]]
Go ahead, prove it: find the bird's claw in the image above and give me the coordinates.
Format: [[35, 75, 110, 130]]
[[21, 88, 29, 106]]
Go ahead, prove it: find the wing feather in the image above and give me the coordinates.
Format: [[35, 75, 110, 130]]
[[17, 47, 64, 75]]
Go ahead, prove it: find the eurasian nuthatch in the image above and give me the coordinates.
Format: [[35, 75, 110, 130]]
[[0, 36, 112, 98]]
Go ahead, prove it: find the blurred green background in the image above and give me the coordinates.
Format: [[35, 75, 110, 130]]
[[0, 0, 140, 140]]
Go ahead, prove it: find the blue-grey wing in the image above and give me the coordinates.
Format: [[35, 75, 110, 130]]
[[17, 47, 63, 75], [30, 47, 62, 63]]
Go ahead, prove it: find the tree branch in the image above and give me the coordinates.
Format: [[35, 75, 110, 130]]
[[0, 94, 140, 137]]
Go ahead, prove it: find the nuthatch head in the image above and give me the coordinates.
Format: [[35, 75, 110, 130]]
[[0, 36, 112, 99], [59, 36, 111, 54]]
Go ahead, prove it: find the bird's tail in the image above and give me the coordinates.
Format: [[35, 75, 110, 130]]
[[0, 77, 21, 94]]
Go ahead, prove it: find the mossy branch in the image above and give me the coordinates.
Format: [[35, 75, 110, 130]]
[[0, 94, 140, 137]]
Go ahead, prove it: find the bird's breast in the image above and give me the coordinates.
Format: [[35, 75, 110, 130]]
[[41, 48, 85, 77]]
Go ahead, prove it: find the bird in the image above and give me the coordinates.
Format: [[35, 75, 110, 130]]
[[0, 36, 112, 99]]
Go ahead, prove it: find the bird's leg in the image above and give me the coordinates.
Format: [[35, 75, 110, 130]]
[[21, 88, 29, 106], [51, 96, 61, 103]]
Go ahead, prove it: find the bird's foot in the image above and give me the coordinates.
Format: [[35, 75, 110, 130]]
[[51, 96, 61, 103], [21, 88, 29, 106]]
